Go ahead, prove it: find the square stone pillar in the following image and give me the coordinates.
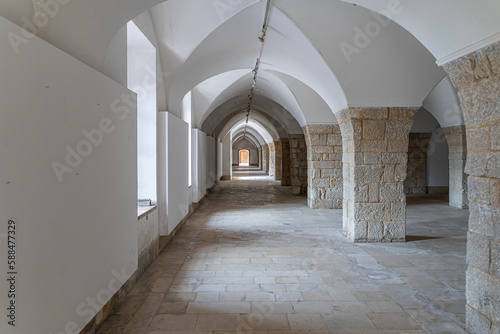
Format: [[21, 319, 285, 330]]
[[405, 133, 432, 194], [443, 126, 469, 208], [261, 145, 268, 173], [303, 124, 343, 209], [290, 134, 308, 195], [337, 107, 418, 243], [443, 41, 500, 333], [275, 140, 282, 181], [281, 138, 291, 186], [268, 143, 275, 178]]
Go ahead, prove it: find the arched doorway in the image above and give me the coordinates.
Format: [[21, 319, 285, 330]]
[[239, 149, 249, 166]]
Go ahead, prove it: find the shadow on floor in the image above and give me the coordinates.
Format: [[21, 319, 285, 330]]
[[406, 235, 444, 242]]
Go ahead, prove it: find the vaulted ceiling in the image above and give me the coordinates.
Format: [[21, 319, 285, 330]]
[[2, 0, 498, 132]]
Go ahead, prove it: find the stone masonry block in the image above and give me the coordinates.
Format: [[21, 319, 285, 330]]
[[382, 153, 408, 164], [489, 240, 500, 278], [388, 139, 410, 153], [353, 221, 368, 240], [492, 123, 500, 151], [491, 179, 500, 208], [354, 203, 385, 222], [364, 153, 382, 165], [466, 305, 492, 334], [368, 222, 384, 240], [312, 145, 333, 154], [327, 135, 343, 147], [380, 183, 405, 203], [395, 165, 408, 182], [354, 166, 384, 182], [350, 107, 389, 120], [468, 176, 491, 204], [469, 202, 494, 236], [391, 203, 406, 221], [312, 161, 337, 169], [388, 108, 417, 121], [363, 120, 386, 140], [361, 140, 387, 152], [467, 231, 491, 272], [385, 122, 410, 140], [306, 124, 334, 134], [312, 179, 330, 188], [383, 222, 406, 241], [355, 184, 369, 203], [468, 126, 491, 152], [369, 183, 380, 203]]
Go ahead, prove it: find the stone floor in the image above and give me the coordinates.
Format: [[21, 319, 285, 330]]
[[98, 173, 469, 334]]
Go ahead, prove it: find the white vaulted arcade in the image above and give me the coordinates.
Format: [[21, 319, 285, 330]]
[[0, 0, 499, 333]]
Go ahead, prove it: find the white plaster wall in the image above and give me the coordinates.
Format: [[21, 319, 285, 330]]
[[423, 77, 464, 128], [217, 140, 223, 181], [160, 112, 189, 234], [158, 112, 168, 236], [0, 16, 137, 333], [411, 108, 440, 133], [428, 127, 450, 187], [192, 129, 207, 203], [222, 134, 232, 179], [138, 208, 159, 255], [206, 136, 216, 189], [102, 25, 127, 86]]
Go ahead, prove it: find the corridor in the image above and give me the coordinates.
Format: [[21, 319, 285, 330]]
[[98, 181, 468, 333]]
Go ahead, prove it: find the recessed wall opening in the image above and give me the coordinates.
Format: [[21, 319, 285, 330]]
[[239, 150, 250, 166], [127, 21, 157, 213]]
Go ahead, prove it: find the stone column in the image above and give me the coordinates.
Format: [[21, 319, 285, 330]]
[[337, 107, 417, 243], [268, 143, 276, 178], [405, 133, 432, 194], [262, 145, 268, 173], [443, 126, 469, 208], [281, 138, 291, 186], [290, 134, 308, 195], [303, 124, 343, 209], [443, 41, 500, 333], [275, 140, 282, 181]]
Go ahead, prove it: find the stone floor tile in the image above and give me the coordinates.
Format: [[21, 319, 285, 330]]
[[352, 291, 393, 302], [292, 301, 333, 314], [322, 312, 376, 331], [147, 314, 198, 331], [246, 292, 277, 302], [195, 314, 240, 330], [157, 301, 188, 314], [186, 301, 251, 314], [287, 314, 327, 330], [367, 312, 421, 330], [301, 291, 333, 301], [241, 313, 290, 330], [99, 180, 468, 333]]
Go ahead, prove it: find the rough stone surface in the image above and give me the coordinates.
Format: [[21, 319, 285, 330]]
[[405, 133, 431, 195], [303, 124, 343, 209], [289, 134, 308, 195], [281, 138, 291, 187], [275, 140, 282, 181], [337, 107, 417, 243], [444, 126, 469, 209], [262, 145, 268, 174], [268, 143, 276, 178], [443, 40, 500, 334]]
